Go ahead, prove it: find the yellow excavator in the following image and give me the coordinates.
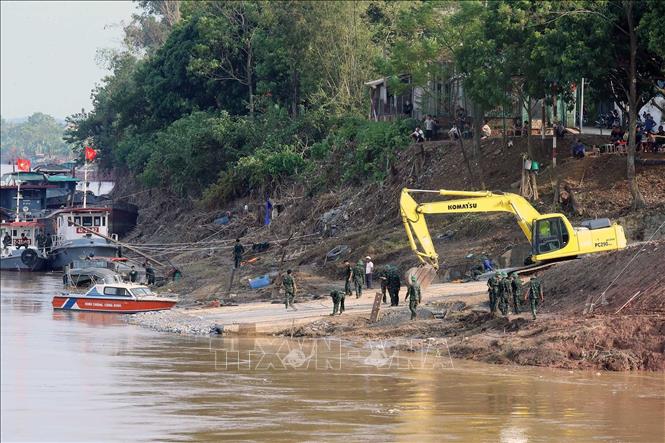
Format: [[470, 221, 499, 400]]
[[400, 188, 627, 274]]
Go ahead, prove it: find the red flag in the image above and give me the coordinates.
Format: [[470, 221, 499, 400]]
[[84, 146, 97, 162], [17, 158, 31, 172]]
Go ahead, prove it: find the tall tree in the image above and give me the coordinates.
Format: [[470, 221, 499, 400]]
[[189, 2, 264, 116], [123, 0, 181, 54]]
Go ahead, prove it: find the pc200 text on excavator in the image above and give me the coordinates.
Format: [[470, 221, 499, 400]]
[[400, 188, 627, 270]]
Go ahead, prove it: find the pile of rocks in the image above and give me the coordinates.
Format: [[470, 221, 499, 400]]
[[127, 310, 219, 335]]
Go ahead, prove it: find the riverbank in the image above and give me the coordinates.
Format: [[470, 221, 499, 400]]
[[130, 241, 665, 372]]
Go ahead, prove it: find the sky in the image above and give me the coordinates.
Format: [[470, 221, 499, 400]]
[[1, 1, 138, 120]]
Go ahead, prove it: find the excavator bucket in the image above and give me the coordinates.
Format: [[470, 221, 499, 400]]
[[405, 265, 438, 290]]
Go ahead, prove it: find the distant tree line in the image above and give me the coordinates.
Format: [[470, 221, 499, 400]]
[[1, 113, 70, 162]]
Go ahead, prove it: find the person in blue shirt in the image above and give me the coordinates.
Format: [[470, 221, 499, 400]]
[[572, 139, 586, 159]]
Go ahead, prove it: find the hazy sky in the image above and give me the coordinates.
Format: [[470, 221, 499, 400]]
[[1, 1, 138, 119]]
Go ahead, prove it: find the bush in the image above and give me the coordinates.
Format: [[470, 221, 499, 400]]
[[137, 111, 256, 196], [310, 117, 410, 183]]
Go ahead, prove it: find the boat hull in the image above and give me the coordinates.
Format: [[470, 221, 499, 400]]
[[52, 296, 176, 313], [48, 242, 119, 270], [0, 255, 47, 271]]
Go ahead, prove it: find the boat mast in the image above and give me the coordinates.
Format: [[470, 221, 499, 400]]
[[14, 179, 22, 222], [83, 161, 88, 208]]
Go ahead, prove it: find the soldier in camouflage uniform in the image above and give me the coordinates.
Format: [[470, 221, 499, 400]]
[[353, 260, 364, 298], [282, 269, 297, 310], [524, 276, 544, 319], [343, 261, 353, 297], [404, 275, 422, 320], [497, 271, 512, 316], [487, 272, 500, 314], [509, 271, 522, 314], [387, 267, 401, 306], [378, 268, 389, 304], [233, 238, 245, 269], [328, 289, 344, 315]]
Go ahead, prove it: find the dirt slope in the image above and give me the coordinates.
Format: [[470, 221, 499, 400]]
[[111, 134, 665, 307], [538, 240, 665, 315]]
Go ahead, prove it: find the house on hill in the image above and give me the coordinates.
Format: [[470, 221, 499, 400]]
[[365, 68, 590, 136]]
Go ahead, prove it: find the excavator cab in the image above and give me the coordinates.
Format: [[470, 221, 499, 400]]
[[532, 216, 571, 255]]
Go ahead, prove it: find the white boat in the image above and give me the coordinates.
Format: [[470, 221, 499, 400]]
[[1, 220, 48, 271], [52, 282, 178, 313], [47, 207, 119, 270]]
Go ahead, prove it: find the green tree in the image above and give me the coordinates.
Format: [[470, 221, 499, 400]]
[[189, 1, 265, 116], [1, 113, 70, 160]]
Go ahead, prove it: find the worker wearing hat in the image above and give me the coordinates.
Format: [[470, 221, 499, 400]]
[[364, 256, 374, 289], [353, 259, 364, 298], [525, 276, 544, 319], [509, 271, 522, 314], [404, 275, 422, 320], [328, 289, 344, 315], [497, 271, 512, 316], [487, 272, 500, 315]]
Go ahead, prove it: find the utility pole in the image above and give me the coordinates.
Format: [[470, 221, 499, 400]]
[[579, 78, 585, 134]]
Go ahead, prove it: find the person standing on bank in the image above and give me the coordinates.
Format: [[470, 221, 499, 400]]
[[424, 115, 435, 141], [144, 262, 156, 285], [365, 256, 374, 289], [525, 276, 544, 320], [343, 260, 353, 297], [282, 269, 297, 310], [233, 238, 245, 269], [378, 268, 389, 304], [387, 267, 401, 306], [405, 275, 421, 320], [353, 259, 364, 298]]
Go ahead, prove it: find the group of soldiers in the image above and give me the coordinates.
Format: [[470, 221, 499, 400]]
[[343, 260, 366, 299], [329, 263, 421, 320], [487, 271, 544, 319], [275, 253, 545, 322], [330, 260, 405, 316]]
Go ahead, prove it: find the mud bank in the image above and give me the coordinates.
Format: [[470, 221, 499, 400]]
[[128, 241, 664, 371], [286, 242, 665, 371], [287, 307, 664, 371]]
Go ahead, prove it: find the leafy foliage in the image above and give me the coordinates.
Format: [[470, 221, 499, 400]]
[[65, 0, 663, 210], [1, 113, 70, 160]]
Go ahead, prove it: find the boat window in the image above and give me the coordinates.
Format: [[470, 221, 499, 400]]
[[12, 230, 17, 236], [101, 217, 106, 227], [94, 217, 101, 226], [74, 216, 81, 225], [131, 288, 153, 296], [82, 216, 93, 227], [103, 287, 130, 297]]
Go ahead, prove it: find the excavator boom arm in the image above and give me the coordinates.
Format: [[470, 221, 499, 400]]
[[400, 188, 542, 269]]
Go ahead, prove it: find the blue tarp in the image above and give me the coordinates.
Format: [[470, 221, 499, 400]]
[[249, 274, 270, 289]]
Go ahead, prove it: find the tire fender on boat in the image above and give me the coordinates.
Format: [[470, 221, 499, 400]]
[[21, 249, 38, 267]]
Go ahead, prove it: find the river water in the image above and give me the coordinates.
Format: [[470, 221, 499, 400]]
[[1, 272, 663, 442]]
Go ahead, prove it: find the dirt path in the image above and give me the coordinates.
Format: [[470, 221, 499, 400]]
[[132, 281, 487, 334]]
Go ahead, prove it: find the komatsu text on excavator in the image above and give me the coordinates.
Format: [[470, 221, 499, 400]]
[[400, 188, 627, 270]]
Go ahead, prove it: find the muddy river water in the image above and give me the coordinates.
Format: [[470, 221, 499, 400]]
[[1, 272, 663, 442]]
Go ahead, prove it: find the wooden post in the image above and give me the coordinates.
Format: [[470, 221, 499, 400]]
[[369, 291, 383, 322]]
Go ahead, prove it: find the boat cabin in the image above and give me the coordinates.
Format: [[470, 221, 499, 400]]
[[0, 221, 45, 248], [50, 207, 114, 246], [1, 172, 51, 217], [86, 283, 156, 299]]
